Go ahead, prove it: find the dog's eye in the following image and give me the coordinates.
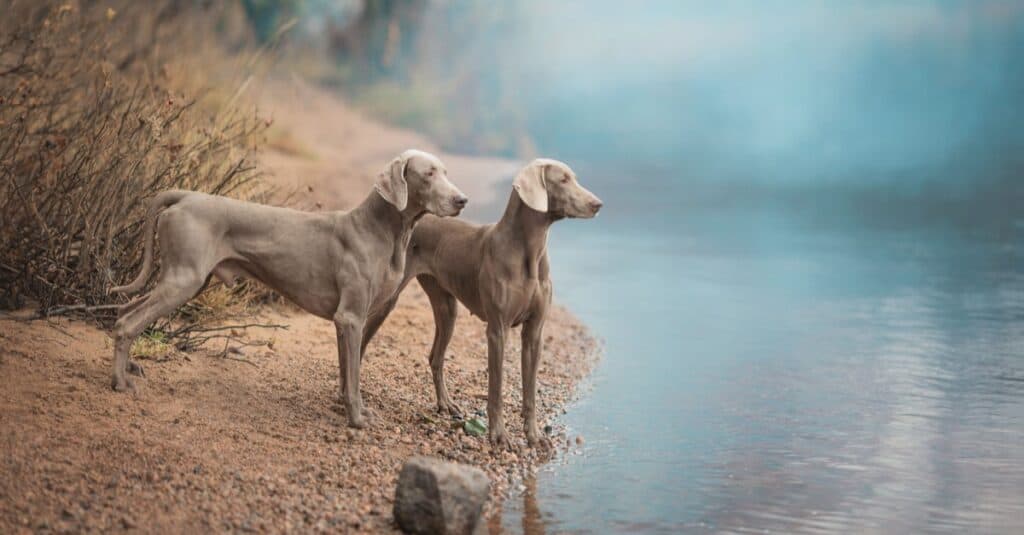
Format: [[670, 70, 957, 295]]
[[561, 176, 571, 184]]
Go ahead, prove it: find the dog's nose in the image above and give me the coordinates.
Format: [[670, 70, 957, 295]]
[[453, 195, 469, 209], [589, 199, 603, 212]]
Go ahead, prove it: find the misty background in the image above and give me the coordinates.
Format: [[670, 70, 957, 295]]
[[251, 0, 1023, 231]]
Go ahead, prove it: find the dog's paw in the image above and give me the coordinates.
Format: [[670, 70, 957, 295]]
[[526, 432, 552, 450], [488, 424, 508, 449], [347, 414, 370, 429], [126, 361, 145, 377], [437, 400, 463, 419], [110, 376, 135, 393], [346, 406, 374, 429]]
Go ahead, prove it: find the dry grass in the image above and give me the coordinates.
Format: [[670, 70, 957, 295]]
[[265, 124, 319, 160], [0, 1, 273, 331]]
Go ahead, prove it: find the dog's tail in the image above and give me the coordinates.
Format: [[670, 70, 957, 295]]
[[109, 190, 191, 296]]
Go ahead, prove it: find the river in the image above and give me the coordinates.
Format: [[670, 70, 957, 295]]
[[497, 190, 1023, 532]]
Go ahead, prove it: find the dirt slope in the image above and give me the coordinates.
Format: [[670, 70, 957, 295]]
[[253, 77, 521, 217]]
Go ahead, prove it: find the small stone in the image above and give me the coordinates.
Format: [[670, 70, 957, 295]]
[[575, 435, 584, 446]]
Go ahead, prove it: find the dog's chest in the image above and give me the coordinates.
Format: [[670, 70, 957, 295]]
[[487, 272, 549, 326], [373, 266, 404, 307]]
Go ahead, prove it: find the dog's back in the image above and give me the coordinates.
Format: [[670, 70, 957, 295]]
[[406, 215, 491, 317]]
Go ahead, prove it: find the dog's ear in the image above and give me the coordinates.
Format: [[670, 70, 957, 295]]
[[513, 160, 548, 212], [375, 156, 409, 210]]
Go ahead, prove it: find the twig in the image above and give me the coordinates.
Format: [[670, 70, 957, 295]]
[[203, 336, 270, 348], [44, 318, 76, 340], [36, 303, 122, 318], [168, 322, 288, 338], [221, 355, 259, 367]]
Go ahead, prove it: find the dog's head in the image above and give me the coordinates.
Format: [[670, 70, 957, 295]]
[[513, 158, 602, 219], [375, 149, 468, 217]]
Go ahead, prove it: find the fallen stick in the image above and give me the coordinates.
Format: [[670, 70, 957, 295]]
[[36, 303, 123, 318]]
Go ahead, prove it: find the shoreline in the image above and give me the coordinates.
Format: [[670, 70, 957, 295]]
[[0, 78, 600, 533]]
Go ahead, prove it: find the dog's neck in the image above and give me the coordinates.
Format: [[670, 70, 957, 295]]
[[352, 191, 426, 269], [495, 191, 553, 279]]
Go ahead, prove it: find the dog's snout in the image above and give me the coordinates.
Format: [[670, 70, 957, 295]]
[[453, 195, 469, 209], [589, 199, 603, 212]]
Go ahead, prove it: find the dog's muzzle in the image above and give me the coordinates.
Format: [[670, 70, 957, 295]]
[[449, 194, 469, 215]]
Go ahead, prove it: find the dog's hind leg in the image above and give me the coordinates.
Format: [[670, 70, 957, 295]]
[[114, 294, 154, 377], [118, 294, 150, 317], [110, 269, 205, 392], [418, 275, 461, 417], [359, 296, 399, 359], [360, 273, 415, 358]]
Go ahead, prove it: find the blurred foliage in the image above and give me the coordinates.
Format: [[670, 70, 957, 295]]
[[332, 1, 534, 157], [240, 0, 303, 42], [245, 0, 534, 157]]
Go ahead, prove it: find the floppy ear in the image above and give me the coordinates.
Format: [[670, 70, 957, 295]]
[[513, 161, 548, 212], [375, 156, 408, 210]]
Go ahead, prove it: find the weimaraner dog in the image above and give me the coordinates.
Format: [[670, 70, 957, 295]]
[[109, 149, 467, 428], [361, 159, 602, 445]]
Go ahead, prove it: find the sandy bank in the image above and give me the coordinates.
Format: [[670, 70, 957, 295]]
[[0, 78, 599, 533]]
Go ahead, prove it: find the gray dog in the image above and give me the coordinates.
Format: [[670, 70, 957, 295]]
[[109, 149, 467, 429], [362, 159, 602, 445]]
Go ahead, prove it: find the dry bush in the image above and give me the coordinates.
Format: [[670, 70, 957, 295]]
[[0, 1, 271, 327]]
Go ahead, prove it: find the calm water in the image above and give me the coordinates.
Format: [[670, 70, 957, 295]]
[[495, 180, 1023, 533]]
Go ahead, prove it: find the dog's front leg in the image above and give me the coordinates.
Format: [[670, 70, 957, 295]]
[[335, 309, 371, 429], [521, 313, 547, 447], [486, 321, 509, 447], [336, 322, 348, 403]]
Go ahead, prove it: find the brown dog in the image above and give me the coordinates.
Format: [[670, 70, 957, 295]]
[[109, 149, 467, 429], [361, 159, 602, 445]]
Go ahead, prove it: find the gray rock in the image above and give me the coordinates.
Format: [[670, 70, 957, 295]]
[[393, 456, 490, 535]]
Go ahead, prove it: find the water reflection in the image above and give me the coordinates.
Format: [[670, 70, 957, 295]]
[[489, 476, 549, 535]]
